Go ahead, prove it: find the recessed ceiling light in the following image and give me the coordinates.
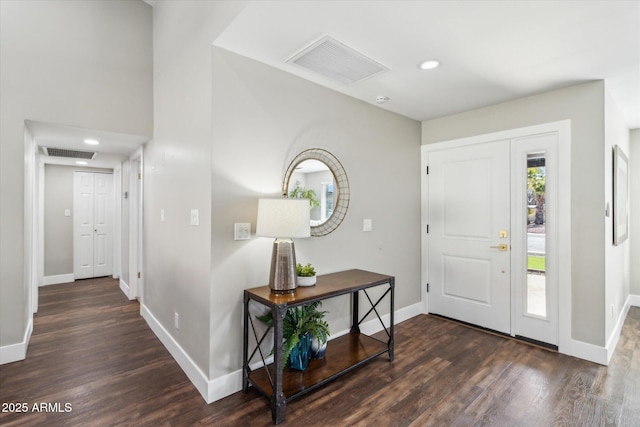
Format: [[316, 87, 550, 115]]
[[76, 161, 88, 165], [83, 139, 99, 145], [376, 96, 390, 104], [418, 60, 440, 70]]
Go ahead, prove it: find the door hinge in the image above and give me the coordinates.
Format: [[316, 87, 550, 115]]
[[137, 272, 141, 279], [426, 283, 429, 293], [138, 173, 141, 180], [426, 224, 429, 234], [426, 166, 429, 175]]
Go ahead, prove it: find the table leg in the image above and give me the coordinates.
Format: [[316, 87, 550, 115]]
[[272, 304, 287, 424], [350, 290, 360, 333], [242, 293, 250, 392], [389, 279, 395, 361]]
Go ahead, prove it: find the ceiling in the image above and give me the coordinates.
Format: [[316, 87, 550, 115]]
[[28, 120, 148, 168], [213, 0, 640, 128]]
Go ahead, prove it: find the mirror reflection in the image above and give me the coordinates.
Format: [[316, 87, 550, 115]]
[[287, 160, 336, 226]]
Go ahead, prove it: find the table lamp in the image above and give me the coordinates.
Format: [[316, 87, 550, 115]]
[[256, 198, 311, 294]]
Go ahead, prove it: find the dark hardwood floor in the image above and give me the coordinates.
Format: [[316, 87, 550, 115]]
[[1, 277, 639, 426]]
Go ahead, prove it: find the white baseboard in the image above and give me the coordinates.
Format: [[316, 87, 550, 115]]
[[568, 294, 636, 366], [119, 279, 136, 300], [141, 304, 211, 403], [0, 318, 33, 365], [42, 273, 74, 286], [143, 301, 422, 404]]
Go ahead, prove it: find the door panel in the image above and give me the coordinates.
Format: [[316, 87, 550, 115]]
[[428, 140, 511, 333], [74, 172, 112, 279]]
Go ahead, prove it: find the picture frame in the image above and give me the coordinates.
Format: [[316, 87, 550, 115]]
[[613, 145, 629, 245]]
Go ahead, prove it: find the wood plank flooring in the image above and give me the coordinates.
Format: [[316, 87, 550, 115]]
[[1, 277, 639, 426]]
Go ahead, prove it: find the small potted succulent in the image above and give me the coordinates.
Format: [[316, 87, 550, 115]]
[[296, 262, 316, 287]]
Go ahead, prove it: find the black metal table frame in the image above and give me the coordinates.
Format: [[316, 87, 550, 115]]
[[242, 273, 395, 424]]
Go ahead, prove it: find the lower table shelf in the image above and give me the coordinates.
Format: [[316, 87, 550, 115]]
[[248, 332, 389, 400]]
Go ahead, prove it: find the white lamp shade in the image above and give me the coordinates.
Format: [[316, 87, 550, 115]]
[[256, 198, 311, 238]]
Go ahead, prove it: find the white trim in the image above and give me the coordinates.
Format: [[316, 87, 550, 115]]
[[605, 294, 634, 364], [0, 318, 33, 365], [141, 304, 211, 403], [567, 339, 607, 365], [629, 294, 640, 306], [42, 273, 75, 286], [119, 278, 136, 300]]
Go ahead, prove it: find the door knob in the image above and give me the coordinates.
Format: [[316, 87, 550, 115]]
[[490, 244, 508, 251]]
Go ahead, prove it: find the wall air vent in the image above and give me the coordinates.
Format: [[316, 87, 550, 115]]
[[287, 35, 388, 85], [43, 147, 96, 159]]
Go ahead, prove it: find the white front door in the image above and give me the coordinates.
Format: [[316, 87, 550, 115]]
[[74, 172, 113, 279], [427, 139, 511, 333], [424, 130, 561, 347]]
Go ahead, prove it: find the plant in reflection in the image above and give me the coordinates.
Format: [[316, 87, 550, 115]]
[[289, 181, 320, 209]]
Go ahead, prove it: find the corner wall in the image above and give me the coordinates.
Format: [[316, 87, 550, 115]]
[[603, 86, 631, 348], [631, 129, 640, 297], [421, 81, 606, 346]]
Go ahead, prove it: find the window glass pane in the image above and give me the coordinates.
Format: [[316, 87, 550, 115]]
[[527, 154, 546, 317]]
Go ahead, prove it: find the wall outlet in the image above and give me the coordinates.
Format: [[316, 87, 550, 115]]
[[363, 219, 372, 232], [160, 208, 165, 222], [174, 312, 179, 329]]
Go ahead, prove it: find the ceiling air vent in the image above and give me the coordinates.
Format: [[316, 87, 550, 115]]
[[43, 147, 96, 159], [287, 36, 388, 85]]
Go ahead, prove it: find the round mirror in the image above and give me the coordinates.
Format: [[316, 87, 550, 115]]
[[283, 149, 349, 236]]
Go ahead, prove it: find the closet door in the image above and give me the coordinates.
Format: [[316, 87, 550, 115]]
[[74, 172, 112, 279]]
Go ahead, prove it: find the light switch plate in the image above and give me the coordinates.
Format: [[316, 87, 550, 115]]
[[234, 223, 251, 240], [190, 209, 199, 226], [363, 219, 372, 232], [64, 209, 71, 217]]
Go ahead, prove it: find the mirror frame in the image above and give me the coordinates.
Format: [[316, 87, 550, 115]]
[[283, 148, 350, 236]]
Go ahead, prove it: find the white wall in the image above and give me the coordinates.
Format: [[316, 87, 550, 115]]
[[422, 81, 606, 346], [146, 0, 249, 378], [0, 0, 152, 356], [631, 129, 640, 296], [603, 87, 631, 344]]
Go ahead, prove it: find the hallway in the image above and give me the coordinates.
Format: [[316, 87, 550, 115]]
[[1, 278, 639, 426]]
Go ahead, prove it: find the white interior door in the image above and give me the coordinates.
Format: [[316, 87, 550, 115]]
[[427, 140, 511, 333], [74, 172, 112, 279]]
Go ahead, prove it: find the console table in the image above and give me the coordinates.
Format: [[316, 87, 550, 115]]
[[242, 269, 395, 424]]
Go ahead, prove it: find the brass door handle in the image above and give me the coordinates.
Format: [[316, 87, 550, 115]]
[[490, 244, 508, 251]]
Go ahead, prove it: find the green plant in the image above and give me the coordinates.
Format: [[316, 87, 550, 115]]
[[296, 262, 316, 277], [257, 301, 329, 368], [289, 181, 320, 209]]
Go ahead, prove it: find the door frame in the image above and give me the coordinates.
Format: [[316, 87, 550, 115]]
[[421, 120, 572, 354]]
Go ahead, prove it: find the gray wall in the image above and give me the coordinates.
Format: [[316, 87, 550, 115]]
[[422, 81, 607, 346], [43, 165, 113, 277], [631, 129, 640, 296], [210, 47, 422, 378], [0, 0, 152, 348]]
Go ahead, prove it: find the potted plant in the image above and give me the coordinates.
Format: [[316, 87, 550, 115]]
[[257, 301, 329, 370], [296, 262, 317, 287]]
